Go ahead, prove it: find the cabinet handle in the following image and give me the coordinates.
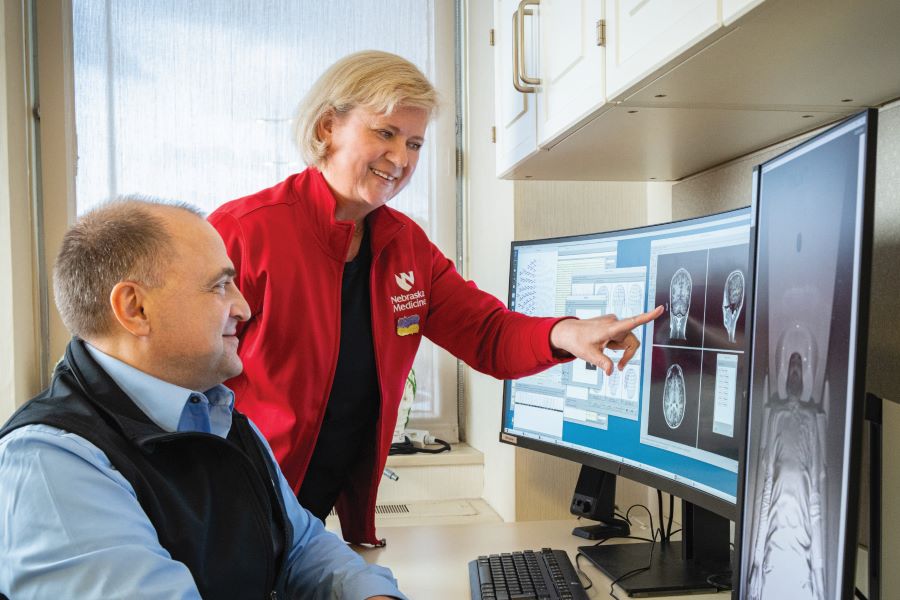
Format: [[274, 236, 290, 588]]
[[512, 9, 536, 93], [517, 0, 541, 86]]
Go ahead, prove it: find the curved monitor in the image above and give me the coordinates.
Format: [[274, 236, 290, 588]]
[[500, 207, 752, 521]]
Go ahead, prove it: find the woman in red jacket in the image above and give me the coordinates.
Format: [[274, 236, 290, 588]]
[[209, 50, 662, 546]]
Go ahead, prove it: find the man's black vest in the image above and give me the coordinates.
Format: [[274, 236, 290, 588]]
[[0, 340, 292, 599]]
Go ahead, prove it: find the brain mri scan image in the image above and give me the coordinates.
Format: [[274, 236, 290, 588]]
[[670, 268, 692, 340], [723, 270, 745, 343], [663, 364, 686, 428], [747, 323, 827, 600]]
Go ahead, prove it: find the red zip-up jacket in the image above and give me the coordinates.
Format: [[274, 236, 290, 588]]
[[209, 168, 569, 545]]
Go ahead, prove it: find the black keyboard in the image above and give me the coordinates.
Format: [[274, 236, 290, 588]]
[[468, 548, 590, 600]]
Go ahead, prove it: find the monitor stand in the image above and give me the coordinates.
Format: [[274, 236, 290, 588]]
[[578, 501, 731, 596]]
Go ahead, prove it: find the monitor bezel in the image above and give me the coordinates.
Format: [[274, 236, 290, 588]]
[[499, 206, 754, 523], [733, 108, 878, 599]]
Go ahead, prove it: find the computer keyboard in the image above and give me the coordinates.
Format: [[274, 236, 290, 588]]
[[468, 548, 590, 600]]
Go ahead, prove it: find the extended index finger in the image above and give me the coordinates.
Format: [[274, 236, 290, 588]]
[[609, 305, 665, 336]]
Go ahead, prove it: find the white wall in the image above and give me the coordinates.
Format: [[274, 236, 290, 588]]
[[462, 0, 517, 521]]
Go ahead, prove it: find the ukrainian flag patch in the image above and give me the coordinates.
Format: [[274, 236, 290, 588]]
[[396, 314, 420, 336]]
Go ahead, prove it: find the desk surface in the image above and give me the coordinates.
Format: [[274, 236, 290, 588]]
[[354, 519, 728, 599]]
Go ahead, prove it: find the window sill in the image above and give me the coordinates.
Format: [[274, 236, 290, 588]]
[[386, 443, 483, 468]]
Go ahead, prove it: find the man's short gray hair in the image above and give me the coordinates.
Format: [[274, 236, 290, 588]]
[[53, 196, 205, 339]]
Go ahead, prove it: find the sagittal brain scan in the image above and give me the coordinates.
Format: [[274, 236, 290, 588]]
[[669, 268, 692, 340], [663, 364, 686, 429], [747, 324, 826, 600], [723, 270, 745, 343]]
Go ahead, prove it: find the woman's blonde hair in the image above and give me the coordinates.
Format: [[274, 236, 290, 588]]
[[294, 50, 439, 166]]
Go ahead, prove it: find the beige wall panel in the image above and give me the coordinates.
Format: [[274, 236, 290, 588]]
[[1, 0, 41, 420], [514, 180, 648, 241], [35, 0, 76, 368], [672, 133, 817, 220], [882, 400, 900, 597]]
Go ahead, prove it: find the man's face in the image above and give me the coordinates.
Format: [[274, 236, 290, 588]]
[[143, 210, 250, 391]]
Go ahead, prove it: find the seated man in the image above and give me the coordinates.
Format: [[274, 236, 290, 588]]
[[0, 199, 403, 599]]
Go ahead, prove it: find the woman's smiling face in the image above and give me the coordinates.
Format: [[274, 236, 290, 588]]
[[318, 104, 429, 217]]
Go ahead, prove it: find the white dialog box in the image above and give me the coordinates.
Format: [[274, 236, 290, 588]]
[[713, 353, 738, 437]]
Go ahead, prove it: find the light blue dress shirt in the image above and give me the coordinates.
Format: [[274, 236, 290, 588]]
[[0, 344, 405, 600]]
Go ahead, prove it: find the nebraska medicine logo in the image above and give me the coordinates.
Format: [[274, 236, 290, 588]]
[[395, 271, 415, 292], [391, 269, 427, 334]]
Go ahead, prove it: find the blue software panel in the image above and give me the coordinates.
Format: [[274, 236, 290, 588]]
[[504, 209, 751, 503]]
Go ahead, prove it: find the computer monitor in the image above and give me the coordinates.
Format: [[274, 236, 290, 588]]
[[500, 206, 753, 594], [736, 109, 877, 599]]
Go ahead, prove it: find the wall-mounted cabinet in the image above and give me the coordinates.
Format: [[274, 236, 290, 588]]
[[495, 0, 540, 174], [495, 0, 607, 176], [604, 0, 719, 102], [494, 0, 900, 181]]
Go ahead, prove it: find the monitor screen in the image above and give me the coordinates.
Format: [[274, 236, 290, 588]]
[[501, 207, 752, 518], [737, 110, 877, 599]]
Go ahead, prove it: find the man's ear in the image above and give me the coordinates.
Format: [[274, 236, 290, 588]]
[[109, 281, 151, 337]]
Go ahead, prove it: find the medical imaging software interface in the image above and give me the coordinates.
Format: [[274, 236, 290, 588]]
[[502, 209, 751, 503]]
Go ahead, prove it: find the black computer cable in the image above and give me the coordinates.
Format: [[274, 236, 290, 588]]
[[577, 534, 662, 593], [388, 436, 451, 455], [624, 503, 657, 543], [590, 533, 657, 547], [607, 531, 658, 600], [665, 493, 674, 541], [573, 552, 595, 591], [656, 489, 665, 541]]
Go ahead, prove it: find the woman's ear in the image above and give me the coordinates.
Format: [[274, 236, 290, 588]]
[[316, 109, 336, 145], [109, 281, 151, 337]]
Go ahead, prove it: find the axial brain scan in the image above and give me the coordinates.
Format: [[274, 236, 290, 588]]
[[723, 270, 745, 343], [669, 268, 692, 340], [663, 364, 686, 428]]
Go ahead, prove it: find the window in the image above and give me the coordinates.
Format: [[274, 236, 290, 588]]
[[70, 0, 459, 438]]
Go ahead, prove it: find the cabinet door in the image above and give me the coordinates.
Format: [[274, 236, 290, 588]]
[[537, 0, 606, 147], [605, 0, 720, 101], [495, 0, 540, 177]]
